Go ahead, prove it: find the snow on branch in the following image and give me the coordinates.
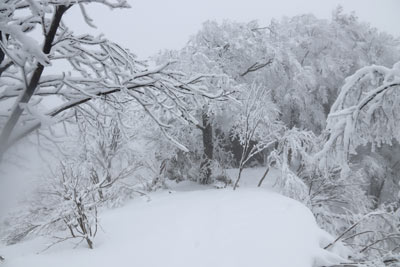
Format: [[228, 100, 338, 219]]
[[1, 34, 225, 157], [0, 0, 229, 159], [316, 62, 400, 173], [232, 83, 282, 189]]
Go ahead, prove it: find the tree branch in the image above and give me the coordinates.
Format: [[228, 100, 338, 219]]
[[0, 5, 70, 159]]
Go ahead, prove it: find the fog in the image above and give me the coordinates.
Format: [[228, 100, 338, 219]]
[[63, 0, 400, 58]]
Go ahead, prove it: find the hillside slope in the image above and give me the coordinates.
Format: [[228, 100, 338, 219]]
[[1, 185, 347, 267]]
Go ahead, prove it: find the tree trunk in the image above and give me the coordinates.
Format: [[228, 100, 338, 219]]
[[257, 166, 270, 187], [233, 166, 243, 190], [86, 237, 93, 249], [200, 111, 213, 184], [0, 5, 69, 162], [0, 32, 5, 64]]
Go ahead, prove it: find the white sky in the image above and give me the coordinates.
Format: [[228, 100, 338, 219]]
[[64, 0, 400, 58]]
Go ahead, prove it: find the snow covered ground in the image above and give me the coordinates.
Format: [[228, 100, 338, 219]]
[[0, 169, 347, 267]]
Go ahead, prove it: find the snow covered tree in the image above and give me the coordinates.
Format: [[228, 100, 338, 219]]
[[232, 83, 281, 190], [0, 0, 224, 163], [48, 161, 100, 250], [310, 61, 400, 266], [149, 10, 400, 187], [155, 42, 239, 184], [317, 62, 400, 175], [2, 113, 144, 249], [259, 9, 399, 133], [156, 12, 400, 171], [257, 128, 315, 200]]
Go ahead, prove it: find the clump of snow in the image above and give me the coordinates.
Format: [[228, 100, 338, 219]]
[[1, 185, 347, 267]]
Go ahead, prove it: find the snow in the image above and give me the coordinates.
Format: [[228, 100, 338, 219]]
[[0, 23, 50, 66], [1, 170, 347, 267]]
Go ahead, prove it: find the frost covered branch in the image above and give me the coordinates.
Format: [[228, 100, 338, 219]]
[[316, 62, 400, 173], [0, 1, 225, 162]]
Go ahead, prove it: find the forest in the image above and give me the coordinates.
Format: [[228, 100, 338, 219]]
[[0, 1, 400, 267]]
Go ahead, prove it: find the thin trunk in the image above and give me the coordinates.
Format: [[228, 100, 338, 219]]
[[200, 111, 213, 184], [0, 31, 5, 64], [257, 166, 270, 187], [371, 179, 386, 209], [0, 5, 69, 161], [234, 131, 250, 190], [86, 237, 93, 249], [90, 169, 104, 200], [233, 166, 243, 190]]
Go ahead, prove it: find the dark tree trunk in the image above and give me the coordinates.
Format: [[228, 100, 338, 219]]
[[200, 111, 213, 184], [0, 32, 4, 64], [257, 166, 270, 187], [86, 237, 94, 249], [0, 5, 69, 161], [233, 167, 243, 190]]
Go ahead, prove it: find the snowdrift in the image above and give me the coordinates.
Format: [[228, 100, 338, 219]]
[[1, 187, 346, 267]]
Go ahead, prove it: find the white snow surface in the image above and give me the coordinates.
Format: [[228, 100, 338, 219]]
[[1, 170, 347, 267]]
